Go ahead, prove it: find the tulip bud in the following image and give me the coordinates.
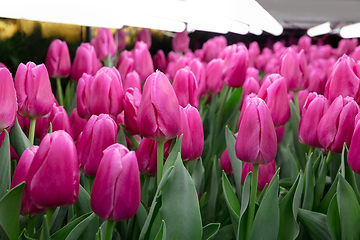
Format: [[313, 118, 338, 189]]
[[49, 104, 73, 139], [178, 105, 204, 161], [91, 28, 116, 61], [275, 125, 286, 143], [77, 114, 118, 176], [204, 59, 223, 94], [298, 35, 312, 53], [137, 71, 181, 142], [117, 53, 134, 81], [70, 43, 102, 81], [248, 42, 260, 68], [123, 70, 142, 93], [70, 108, 87, 141], [189, 59, 205, 86], [317, 95, 359, 153], [76, 73, 94, 119], [45, 39, 71, 79], [136, 28, 152, 49], [307, 66, 327, 95], [257, 74, 290, 127], [347, 113, 360, 174], [116, 29, 126, 51], [202, 36, 227, 62], [241, 160, 276, 191], [236, 96, 277, 165], [91, 144, 140, 221], [0, 68, 17, 131], [10, 146, 45, 216], [153, 50, 168, 72], [240, 77, 260, 110], [221, 44, 249, 88], [298, 92, 328, 148], [26, 131, 79, 208], [173, 67, 199, 108], [15, 62, 54, 119], [133, 41, 154, 82], [220, 148, 233, 175], [172, 30, 190, 52], [123, 88, 142, 135], [246, 67, 260, 83]]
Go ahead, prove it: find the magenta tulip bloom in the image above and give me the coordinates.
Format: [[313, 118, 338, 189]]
[[307, 66, 327, 95], [70, 43, 102, 81], [45, 39, 71, 78], [241, 159, 275, 191], [202, 36, 227, 62], [248, 42, 260, 68], [76, 73, 94, 119], [324, 55, 360, 103], [221, 44, 249, 88], [133, 41, 154, 82], [49, 104, 73, 139], [220, 148, 233, 175], [11, 146, 45, 216], [347, 113, 360, 174], [136, 28, 152, 49], [116, 29, 126, 51], [172, 30, 190, 52], [279, 48, 309, 91], [91, 144, 140, 221], [26, 131, 79, 208], [77, 114, 118, 176], [70, 108, 87, 141], [317, 95, 359, 153], [137, 71, 181, 142], [116, 53, 134, 81], [15, 62, 54, 119], [189, 58, 205, 86], [204, 58, 223, 94], [173, 67, 199, 108], [257, 74, 290, 127], [123, 88, 142, 135], [275, 125, 286, 143], [236, 96, 277, 165], [178, 105, 204, 161], [0, 68, 17, 131], [153, 50, 168, 72], [123, 70, 142, 93], [298, 92, 328, 148], [91, 28, 116, 61], [240, 77, 260, 110]]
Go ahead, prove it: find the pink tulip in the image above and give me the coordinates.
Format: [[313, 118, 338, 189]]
[[204, 58, 223, 94], [70, 43, 102, 81], [220, 148, 233, 175], [275, 125, 286, 143], [76, 73, 94, 119], [317, 95, 359, 153], [123, 70, 142, 93], [235, 96, 277, 165], [70, 108, 88, 141], [26, 131, 79, 208], [0, 67, 17, 131], [307, 66, 327, 95], [137, 71, 181, 142], [91, 28, 116, 61], [133, 41, 154, 82], [347, 113, 360, 174], [136, 28, 152, 49], [45, 39, 71, 78], [172, 30, 190, 52], [240, 77, 260, 110], [123, 88, 142, 135], [116, 53, 134, 81], [77, 114, 118, 176], [255, 48, 273, 71], [189, 58, 205, 86], [297, 35, 312, 54], [15, 62, 54, 119], [153, 50, 168, 72], [49, 104, 73, 139], [246, 67, 260, 83], [241, 160, 275, 191], [91, 144, 140, 221], [202, 36, 227, 62], [248, 42, 260, 68], [116, 29, 126, 51], [173, 67, 199, 108]]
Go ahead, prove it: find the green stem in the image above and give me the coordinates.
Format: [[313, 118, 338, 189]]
[[308, 146, 315, 156], [293, 91, 300, 117], [56, 78, 64, 106], [28, 118, 36, 145], [27, 215, 35, 236], [46, 207, 55, 228], [246, 163, 259, 240], [105, 54, 113, 68], [104, 219, 115, 240], [157, 141, 165, 187], [88, 175, 95, 192], [326, 151, 333, 170], [123, 128, 139, 149], [200, 93, 210, 107]]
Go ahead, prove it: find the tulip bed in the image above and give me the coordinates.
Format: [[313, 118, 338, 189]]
[[1, 28, 360, 240]]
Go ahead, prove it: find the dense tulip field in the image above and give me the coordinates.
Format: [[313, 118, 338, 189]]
[[1, 27, 360, 240]]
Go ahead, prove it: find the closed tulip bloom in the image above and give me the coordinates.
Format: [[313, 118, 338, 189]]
[[298, 92, 328, 148], [307, 66, 327, 95], [248, 42, 260, 68], [221, 44, 249, 88], [15, 62, 54, 119], [202, 36, 227, 62], [173, 67, 199, 108], [257, 74, 290, 127], [117, 55, 134, 81], [70, 43, 102, 81], [77, 114, 118, 176], [220, 148, 233, 175], [275, 125, 286, 143], [347, 113, 360, 174], [26, 131, 79, 208], [172, 30, 190, 52], [279, 48, 309, 91], [255, 48, 273, 71], [136, 28, 152, 49], [324, 55, 360, 103], [178, 105, 204, 161], [49, 104, 73, 139], [236, 96, 277, 165], [204, 59, 224, 94], [91, 28, 116, 61], [189, 58, 205, 86], [246, 67, 260, 83], [317, 95, 359, 153], [45, 39, 71, 78], [70, 108, 87, 141], [240, 77, 260, 110], [89, 67, 123, 118], [153, 50, 168, 72], [297, 35, 312, 53], [10, 146, 45, 216], [76, 73, 94, 119], [133, 41, 154, 82], [137, 71, 181, 142], [116, 29, 126, 51], [241, 159, 275, 191], [91, 144, 140, 221], [123, 88, 142, 135], [0, 68, 17, 131], [136, 137, 158, 176], [123, 70, 142, 93]]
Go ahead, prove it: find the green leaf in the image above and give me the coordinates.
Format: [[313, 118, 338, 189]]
[[202, 223, 220, 240], [192, 158, 204, 194], [0, 182, 25, 240], [277, 172, 303, 240], [277, 144, 299, 185], [317, 174, 339, 214], [337, 174, 360, 240], [50, 212, 92, 240], [9, 118, 31, 157], [74, 185, 92, 216], [163, 136, 182, 175], [50, 207, 68, 234], [237, 172, 251, 240], [136, 201, 148, 232], [206, 157, 219, 223], [302, 153, 314, 210], [40, 215, 51, 240], [222, 172, 240, 236], [0, 130, 11, 200], [249, 175, 279, 240], [160, 153, 202, 240], [116, 127, 127, 147], [64, 213, 96, 240], [298, 209, 331, 240], [313, 155, 327, 209], [212, 225, 234, 240], [327, 194, 341, 240], [340, 144, 360, 203], [225, 126, 242, 202], [154, 221, 166, 240]]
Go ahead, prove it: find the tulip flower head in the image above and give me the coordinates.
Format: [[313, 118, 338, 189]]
[[172, 67, 199, 108], [0, 67, 17, 131], [347, 113, 360, 174], [220, 148, 233, 175], [172, 30, 190, 52], [136, 28, 152, 49], [153, 49, 168, 72], [133, 41, 154, 82], [45, 39, 71, 78], [123, 87, 142, 135], [91, 28, 116, 61]]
